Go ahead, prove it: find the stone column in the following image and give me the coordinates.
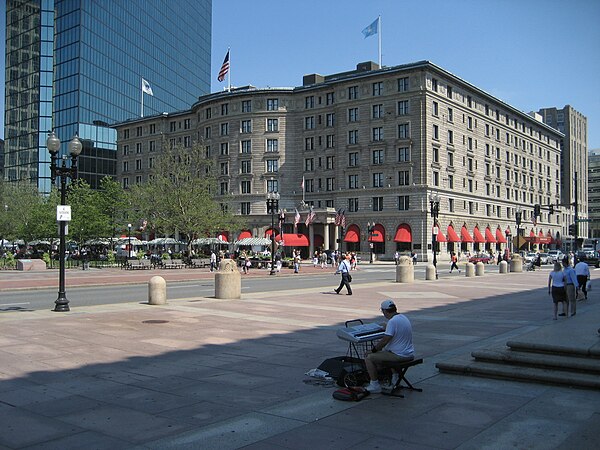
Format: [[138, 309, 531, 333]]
[[333, 226, 339, 251], [323, 223, 330, 251]]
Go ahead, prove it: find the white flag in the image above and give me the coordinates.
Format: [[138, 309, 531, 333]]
[[142, 78, 154, 96]]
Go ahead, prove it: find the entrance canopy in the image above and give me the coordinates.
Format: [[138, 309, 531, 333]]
[[394, 224, 412, 243], [344, 225, 360, 243]]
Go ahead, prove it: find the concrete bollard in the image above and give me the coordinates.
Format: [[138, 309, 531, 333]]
[[499, 260, 508, 273], [148, 276, 167, 305], [465, 262, 475, 277], [215, 258, 241, 299], [426, 264, 436, 280], [396, 255, 414, 283], [510, 254, 523, 273], [475, 262, 485, 276]]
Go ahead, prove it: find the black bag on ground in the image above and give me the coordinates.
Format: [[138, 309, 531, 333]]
[[318, 356, 367, 387], [332, 386, 370, 401]]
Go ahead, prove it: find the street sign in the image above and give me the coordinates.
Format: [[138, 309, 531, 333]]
[[56, 205, 72, 221], [432, 226, 439, 235]]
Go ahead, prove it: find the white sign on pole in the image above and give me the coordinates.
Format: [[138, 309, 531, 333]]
[[57, 205, 72, 221], [432, 226, 439, 235]]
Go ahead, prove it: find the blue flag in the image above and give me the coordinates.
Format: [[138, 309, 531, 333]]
[[362, 18, 378, 38]]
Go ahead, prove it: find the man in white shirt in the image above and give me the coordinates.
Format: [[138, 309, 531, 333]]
[[574, 259, 590, 300], [364, 299, 414, 393]]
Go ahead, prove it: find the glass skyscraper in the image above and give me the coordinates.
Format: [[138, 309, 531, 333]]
[[5, 0, 212, 191]]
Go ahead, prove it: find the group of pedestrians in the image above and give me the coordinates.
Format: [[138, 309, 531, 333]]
[[548, 257, 591, 319]]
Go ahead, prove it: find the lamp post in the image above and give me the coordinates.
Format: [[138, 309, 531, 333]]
[[515, 206, 522, 255], [367, 221, 376, 263], [266, 191, 280, 275], [505, 228, 512, 257], [429, 193, 440, 279], [127, 223, 132, 259], [46, 130, 83, 312]]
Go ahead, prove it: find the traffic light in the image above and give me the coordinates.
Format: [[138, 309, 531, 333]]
[[548, 204, 554, 215], [568, 223, 577, 236], [533, 204, 541, 217]]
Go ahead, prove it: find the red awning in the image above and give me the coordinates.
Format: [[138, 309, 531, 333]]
[[538, 230, 551, 244], [368, 224, 385, 243], [485, 227, 497, 243], [217, 232, 229, 243], [265, 229, 276, 237], [435, 230, 447, 242], [344, 225, 360, 243], [238, 230, 252, 240], [473, 227, 486, 243], [276, 233, 309, 247], [529, 230, 535, 237], [461, 226, 474, 243], [447, 226, 461, 242], [394, 224, 412, 243], [496, 228, 507, 244]]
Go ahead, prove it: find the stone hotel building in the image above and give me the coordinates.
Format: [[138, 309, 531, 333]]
[[114, 61, 568, 261]]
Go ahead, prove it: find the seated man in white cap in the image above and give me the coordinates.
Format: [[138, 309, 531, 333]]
[[364, 299, 414, 393]]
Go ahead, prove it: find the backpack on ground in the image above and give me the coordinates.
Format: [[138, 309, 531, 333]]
[[332, 386, 370, 402]]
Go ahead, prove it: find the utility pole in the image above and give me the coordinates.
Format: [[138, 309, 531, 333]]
[[574, 172, 579, 253]]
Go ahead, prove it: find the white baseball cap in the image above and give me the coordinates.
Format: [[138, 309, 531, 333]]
[[381, 299, 395, 310]]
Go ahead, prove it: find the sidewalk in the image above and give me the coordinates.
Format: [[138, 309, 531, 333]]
[[0, 269, 599, 449]]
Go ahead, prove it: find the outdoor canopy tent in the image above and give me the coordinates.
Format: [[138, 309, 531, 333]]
[[234, 237, 272, 246]]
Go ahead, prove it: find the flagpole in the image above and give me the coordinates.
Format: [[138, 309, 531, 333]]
[[378, 15, 382, 67], [228, 47, 231, 92], [140, 78, 144, 117]]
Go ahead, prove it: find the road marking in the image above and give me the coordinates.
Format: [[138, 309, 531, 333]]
[[0, 302, 30, 307]]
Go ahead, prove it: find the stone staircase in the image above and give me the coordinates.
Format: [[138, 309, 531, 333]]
[[436, 339, 600, 390]]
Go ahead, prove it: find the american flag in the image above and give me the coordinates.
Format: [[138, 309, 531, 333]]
[[334, 208, 345, 226], [217, 50, 230, 82], [294, 208, 301, 228], [305, 207, 316, 226], [340, 213, 346, 229]]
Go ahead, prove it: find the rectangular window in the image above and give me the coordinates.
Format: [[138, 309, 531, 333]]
[[205, 107, 212, 119], [372, 197, 383, 212], [432, 101, 438, 116], [372, 127, 383, 141], [448, 198, 454, 212], [433, 171, 439, 186], [326, 113, 335, 127], [448, 174, 454, 189], [149, 124, 155, 134], [221, 103, 228, 115], [432, 147, 439, 163], [372, 81, 383, 96], [220, 142, 229, 155], [241, 202, 251, 215], [305, 137, 314, 150], [122, 145, 129, 155], [372, 149, 384, 165], [398, 123, 410, 139], [348, 130, 358, 145], [266, 139, 278, 152], [241, 140, 252, 153], [447, 129, 453, 144], [220, 182, 228, 195], [398, 147, 410, 162], [326, 92, 334, 105], [398, 77, 409, 92], [136, 126, 142, 137], [305, 158, 314, 171], [205, 126, 211, 139], [122, 177, 129, 188], [433, 124, 439, 140], [135, 142, 142, 153], [241, 119, 251, 133], [305, 96, 315, 108], [135, 159, 142, 170], [372, 104, 383, 119], [448, 107, 453, 122], [447, 86, 453, 99], [373, 173, 384, 188], [398, 170, 410, 185], [184, 119, 191, 129], [398, 195, 409, 211], [348, 174, 359, 189], [220, 162, 229, 175], [432, 78, 438, 92], [183, 136, 191, 147], [170, 121, 176, 132], [348, 152, 359, 167], [348, 86, 358, 99], [267, 98, 278, 111], [348, 107, 359, 122], [220, 123, 229, 136], [267, 118, 279, 132], [241, 180, 251, 194], [241, 160, 251, 174], [266, 160, 279, 173], [326, 156, 334, 170], [348, 198, 359, 212], [241, 100, 252, 112], [326, 177, 335, 191], [326, 134, 335, 148], [398, 100, 409, 115], [122, 161, 129, 172], [305, 116, 315, 129], [267, 179, 279, 192], [448, 152, 454, 167]]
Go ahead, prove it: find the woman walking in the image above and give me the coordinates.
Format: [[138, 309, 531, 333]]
[[548, 262, 567, 320], [449, 251, 460, 273]]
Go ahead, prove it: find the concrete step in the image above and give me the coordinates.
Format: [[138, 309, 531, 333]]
[[506, 340, 600, 358], [471, 349, 600, 374], [436, 356, 600, 389]]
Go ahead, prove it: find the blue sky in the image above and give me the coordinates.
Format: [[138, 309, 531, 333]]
[[2, 0, 599, 149]]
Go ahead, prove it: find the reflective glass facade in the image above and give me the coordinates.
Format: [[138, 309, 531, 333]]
[[5, 0, 212, 191]]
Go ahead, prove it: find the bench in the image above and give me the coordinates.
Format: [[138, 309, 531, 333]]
[[190, 258, 210, 268], [380, 357, 423, 397], [162, 258, 186, 269], [127, 260, 151, 270]]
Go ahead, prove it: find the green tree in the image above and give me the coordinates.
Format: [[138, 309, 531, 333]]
[[66, 179, 112, 246], [128, 142, 243, 252], [97, 176, 129, 241]]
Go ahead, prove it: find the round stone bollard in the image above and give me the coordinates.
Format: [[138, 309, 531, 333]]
[[215, 258, 241, 299], [465, 262, 475, 277], [396, 255, 414, 283], [499, 260, 508, 273], [148, 276, 167, 305], [510, 254, 523, 273], [475, 262, 485, 276], [426, 264, 436, 280]]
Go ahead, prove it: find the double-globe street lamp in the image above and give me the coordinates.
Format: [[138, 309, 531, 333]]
[[266, 191, 280, 275], [46, 130, 83, 312], [429, 193, 440, 279]]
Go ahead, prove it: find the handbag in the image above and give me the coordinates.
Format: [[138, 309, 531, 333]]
[[347, 273, 352, 282]]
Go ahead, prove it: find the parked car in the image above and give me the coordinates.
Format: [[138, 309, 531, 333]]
[[524, 252, 537, 263], [576, 251, 599, 268], [547, 250, 564, 263], [468, 254, 492, 264], [538, 253, 550, 265]]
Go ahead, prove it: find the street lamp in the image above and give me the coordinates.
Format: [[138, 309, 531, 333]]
[[515, 206, 522, 255], [505, 228, 512, 257], [266, 191, 280, 275], [47, 130, 83, 312], [127, 223, 132, 259], [429, 193, 441, 279], [367, 221, 376, 264]]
